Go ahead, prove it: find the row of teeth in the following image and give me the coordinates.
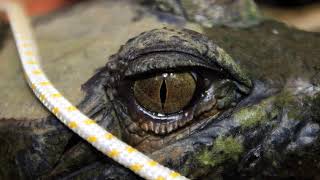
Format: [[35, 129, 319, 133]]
[[138, 118, 191, 135]]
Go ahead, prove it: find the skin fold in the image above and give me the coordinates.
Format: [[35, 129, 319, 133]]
[[0, 23, 319, 180]]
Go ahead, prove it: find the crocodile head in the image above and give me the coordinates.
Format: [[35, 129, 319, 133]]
[[1, 26, 319, 179], [75, 27, 320, 179]]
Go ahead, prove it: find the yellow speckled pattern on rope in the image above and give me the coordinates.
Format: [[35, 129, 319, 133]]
[[0, 2, 189, 180]]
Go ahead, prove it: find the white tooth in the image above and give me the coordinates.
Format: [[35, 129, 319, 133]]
[[178, 119, 186, 127], [154, 123, 160, 134], [172, 121, 178, 130], [166, 123, 173, 133], [141, 122, 149, 131], [149, 121, 154, 132], [160, 124, 166, 134], [127, 123, 138, 133]]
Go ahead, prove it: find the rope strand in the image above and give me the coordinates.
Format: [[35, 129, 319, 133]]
[[1, 2, 189, 180]]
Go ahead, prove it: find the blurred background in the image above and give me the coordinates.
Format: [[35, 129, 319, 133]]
[[1, 0, 320, 32], [257, 0, 320, 32]]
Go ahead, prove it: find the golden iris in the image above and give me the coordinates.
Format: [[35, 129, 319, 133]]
[[133, 72, 196, 114]]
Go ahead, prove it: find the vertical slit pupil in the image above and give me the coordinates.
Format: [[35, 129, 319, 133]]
[[160, 79, 167, 109]]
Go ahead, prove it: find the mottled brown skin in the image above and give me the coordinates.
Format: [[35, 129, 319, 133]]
[[0, 22, 320, 180]]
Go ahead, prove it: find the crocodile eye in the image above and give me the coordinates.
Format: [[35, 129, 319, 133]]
[[115, 66, 243, 135], [106, 28, 252, 135], [134, 72, 196, 114]]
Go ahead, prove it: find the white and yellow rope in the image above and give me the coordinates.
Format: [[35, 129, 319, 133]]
[[0, 2, 188, 180]]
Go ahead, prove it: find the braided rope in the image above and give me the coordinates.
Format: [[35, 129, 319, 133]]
[[1, 2, 189, 180]]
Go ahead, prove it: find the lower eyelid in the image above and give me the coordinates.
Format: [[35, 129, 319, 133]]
[[194, 84, 218, 114]]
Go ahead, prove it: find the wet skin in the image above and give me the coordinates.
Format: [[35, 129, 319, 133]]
[[0, 24, 319, 179]]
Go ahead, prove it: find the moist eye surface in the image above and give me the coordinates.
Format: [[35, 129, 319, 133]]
[[133, 72, 196, 115]]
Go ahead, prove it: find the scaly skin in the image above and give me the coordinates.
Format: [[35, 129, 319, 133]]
[[142, 0, 262, 28], [0, 22, 319, 179]]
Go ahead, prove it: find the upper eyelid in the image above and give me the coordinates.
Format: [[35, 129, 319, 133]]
[[124, 51, 220, 77], [122, 50, 252, 95], [114, 28, 252, 94]]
